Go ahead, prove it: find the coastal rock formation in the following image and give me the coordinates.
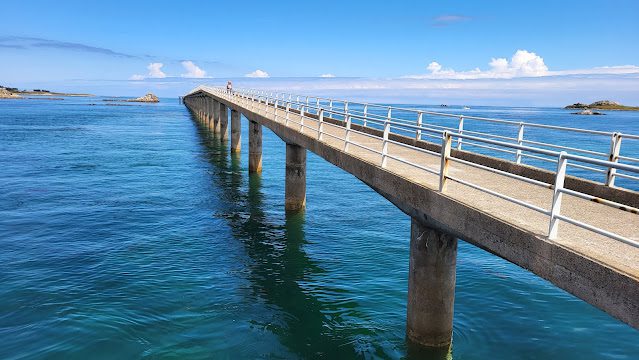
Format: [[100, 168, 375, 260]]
[[0, 88, 22, 99], [565, 102, 589, 109], [127, 93, 159, 103], [590, 100, 619, 107], [565, 100, 638, 111], [573, 109, 604, 115]]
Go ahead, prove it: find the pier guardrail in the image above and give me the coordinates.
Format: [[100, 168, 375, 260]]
[[187, 86, 639, 248]]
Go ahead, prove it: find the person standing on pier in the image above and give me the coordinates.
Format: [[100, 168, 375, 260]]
[[226, 81, 233, 93]]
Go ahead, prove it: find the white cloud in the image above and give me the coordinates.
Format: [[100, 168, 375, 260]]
[[128, 62, 166, 80], [427, 62, 442, 72], [180, 60, 207, 78], [410, 50, 549, 79], [245, 69, 270, 78], [320, 73, 336, 78], [147, 62, 166, 78], [408, 51, 639, 80], [550, 65, 639, 76]]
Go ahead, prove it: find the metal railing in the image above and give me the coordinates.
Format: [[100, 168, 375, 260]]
[[184, 86, 639, 248], [219, 88, 639, 188]]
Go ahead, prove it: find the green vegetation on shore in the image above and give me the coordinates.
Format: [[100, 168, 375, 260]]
[[565, 100, 639, 111]]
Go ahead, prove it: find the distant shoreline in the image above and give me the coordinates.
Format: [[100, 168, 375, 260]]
[[16, 91, 94, 97]]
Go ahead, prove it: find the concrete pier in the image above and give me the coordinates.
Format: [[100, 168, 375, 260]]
[[184, 87, 639, 349], [285, 143, 306, 212], [406, 219, 457, 348], [249, 120, 263, 173], [219, 103, 229, 141], [231, 109, 241, 153]]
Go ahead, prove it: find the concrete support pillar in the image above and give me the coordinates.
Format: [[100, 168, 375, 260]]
[[203, 97, 209, 124], [219, 103, 229, 141], [212, 100, 221, 134], [406, 218, 457, 348], [285, 143, 306, 212], [249, 120, 263, 173], [206, 97, 213, 125], [231, 109, 241, 153]]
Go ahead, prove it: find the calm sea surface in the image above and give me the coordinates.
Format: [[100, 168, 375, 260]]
[[1, 97, 638, 359]]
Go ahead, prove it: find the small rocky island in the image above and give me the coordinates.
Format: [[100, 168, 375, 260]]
[[565, 100, 639, 113], [0, 87, 22, 99], [127, 93, 160, 103], [104, 93, 160, 103]]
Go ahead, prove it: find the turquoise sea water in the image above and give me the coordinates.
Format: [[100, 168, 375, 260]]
[[1, 97, 638, 359]]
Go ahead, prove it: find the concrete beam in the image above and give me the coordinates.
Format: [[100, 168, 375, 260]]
[[285, 143, 306, 212], [219, 103, 229, 141], [231, 109, 241, 153], [407, 218, 457, 348], [249, 120, 263, 173]]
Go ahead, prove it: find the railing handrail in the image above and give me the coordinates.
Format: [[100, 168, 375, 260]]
[[186, 86, 639, 176]]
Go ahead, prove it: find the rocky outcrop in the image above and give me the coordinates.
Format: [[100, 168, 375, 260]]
[[565, 100, 637, 111], [127, 93, 159, 103], [565, 102, 589, 109], [573, 109, 605, 115], [0, 88, 22, 99], [589, 100, 619, 107]]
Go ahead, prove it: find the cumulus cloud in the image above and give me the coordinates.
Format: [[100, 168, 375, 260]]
[[180, 60, 207, 78], [129, 62, 166, 80], [407, 50, 551, 79], [407, 50, 639, 80], [245, 69, 270, 78], [320, 73, 336, 78], [147, 62, 167, 78]]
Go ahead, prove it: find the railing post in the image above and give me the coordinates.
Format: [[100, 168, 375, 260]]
[[318, 109, 324, 140], [285, 102, 291, 125], [329, 99, 333, 118], [274, 99, 279, 122], [605, 132, 622, 186], [300, 105, 305, 133], [548, 152, 568, 239], [415, 112, 423, 141], [363, 104, 368, 127], [456, 116, 464, 150], [439, 131, 453, 192], [316, 98, 320, 115], [381, 119, 391, 168], [344, 114, 352, 152], [344, 101, 349, 121], [515, 123, 525, 164]]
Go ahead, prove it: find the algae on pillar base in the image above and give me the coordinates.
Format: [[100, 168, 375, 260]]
[[406, 218, 457, 349], [285, 143, 306, 212]]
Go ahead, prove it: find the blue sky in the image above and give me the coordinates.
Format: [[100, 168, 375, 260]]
[[1, 0, 638, 105]]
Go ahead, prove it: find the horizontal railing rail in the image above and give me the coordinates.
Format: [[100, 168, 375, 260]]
[[210, 87, 639, 188], [184, 86, 639, 248]]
